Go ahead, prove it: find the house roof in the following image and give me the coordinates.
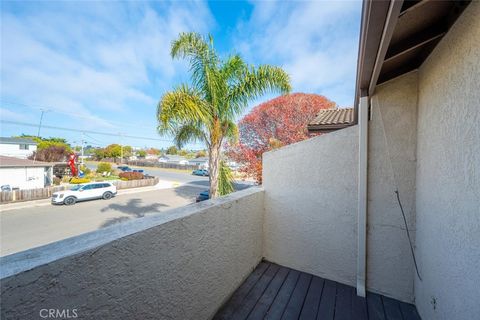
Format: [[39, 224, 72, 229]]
[[0, 156, 54, 167], [354, 0, 471, 121], [307, 108, 354, 133], [189, 157, 209, 163], [0, 137, 37, 145], [161, 155, 188, 161]]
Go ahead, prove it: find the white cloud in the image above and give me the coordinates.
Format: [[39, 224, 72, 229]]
[[0, 1, 213, 131], [234, 0, 361, 107]]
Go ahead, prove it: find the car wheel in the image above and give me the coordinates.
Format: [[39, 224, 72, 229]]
[[102, 192, 113, 200], [64, 197, 76, 205]]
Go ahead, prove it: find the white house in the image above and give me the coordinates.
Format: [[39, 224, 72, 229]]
[[188, 157, 209, 169], [158, 155, 189, 165], [0, 137, 37, 159], [0, 156, 54, 189], [144, 154, 159, 161]]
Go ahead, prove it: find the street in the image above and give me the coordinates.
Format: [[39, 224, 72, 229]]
[[0, 167, 253, 257], [0, 185, 203, 256]]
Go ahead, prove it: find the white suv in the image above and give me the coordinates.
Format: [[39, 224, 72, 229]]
[[52, 182, 117, 205]]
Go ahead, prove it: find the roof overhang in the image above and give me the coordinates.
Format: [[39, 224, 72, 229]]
[[353, 0, 471, 122]]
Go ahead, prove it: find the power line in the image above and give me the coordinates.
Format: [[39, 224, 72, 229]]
[[0, 100, 153, 130], [1, 120, 200, 144]]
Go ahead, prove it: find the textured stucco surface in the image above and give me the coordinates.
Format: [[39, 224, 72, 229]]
[[367, 72, 418, 303], [0, 188, 264, 320], [414, 2, 480, 319], [263, 126, 358, 286]]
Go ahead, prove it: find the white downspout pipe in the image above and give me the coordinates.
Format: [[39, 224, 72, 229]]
[[357, 95, 369, 297]]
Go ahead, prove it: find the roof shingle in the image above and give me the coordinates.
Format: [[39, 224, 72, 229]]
[[307, 108, 354, 133]]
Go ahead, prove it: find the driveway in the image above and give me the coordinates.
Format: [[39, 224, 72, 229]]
[[0, 185, 202, 256]]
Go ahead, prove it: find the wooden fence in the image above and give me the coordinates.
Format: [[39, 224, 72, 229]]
[[0, 177, 160, 204], [127, 160, 200, 171]]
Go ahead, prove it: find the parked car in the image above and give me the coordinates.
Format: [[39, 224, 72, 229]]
[[1, 185, 12, 192], [117, 166, 144, 173], [192, 169, 209, 176], [52, 182, 117, 205], [196, 190, 210, 202]]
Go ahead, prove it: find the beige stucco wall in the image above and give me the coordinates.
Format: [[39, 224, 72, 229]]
[[263, 125, 358, 286], [367, 72, 418, 303], [0, 188, 264, 320], [414, 2, 480, 319]]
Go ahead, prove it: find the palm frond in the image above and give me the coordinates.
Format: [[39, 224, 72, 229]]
[[218, 160, 234, 196], [174, 122, 207, 149], [222, 119, 239, 144], [228, 65, 291, 116], [157, 85, 210, 135], [171, 32, 220, 109]]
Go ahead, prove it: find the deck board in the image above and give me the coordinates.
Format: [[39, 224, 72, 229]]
[[298, 276, 324, 320], [214, 261, 421, 320], [232, 264, 280, 320], [247, 267, 290, 320], [280, 273, 312, 319]]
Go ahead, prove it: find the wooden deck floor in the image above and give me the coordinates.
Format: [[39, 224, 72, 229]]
[[214, 261, 421, 320]]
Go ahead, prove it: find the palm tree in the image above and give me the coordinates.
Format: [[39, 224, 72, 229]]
[[157, 32, 291, 198]]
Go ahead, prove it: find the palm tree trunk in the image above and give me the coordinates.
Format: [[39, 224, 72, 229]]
[[209, 143, 221, 198]]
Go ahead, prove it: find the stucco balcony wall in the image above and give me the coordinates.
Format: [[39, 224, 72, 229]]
[[0, 188, 264, 320]]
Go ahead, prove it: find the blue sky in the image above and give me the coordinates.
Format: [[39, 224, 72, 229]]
[[0, 0, 361, 149]]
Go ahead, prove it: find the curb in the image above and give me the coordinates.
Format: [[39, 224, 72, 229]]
[[0, 181, 182, 212]]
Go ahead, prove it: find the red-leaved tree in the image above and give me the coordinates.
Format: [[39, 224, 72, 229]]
[[227, 93, 335, 183]]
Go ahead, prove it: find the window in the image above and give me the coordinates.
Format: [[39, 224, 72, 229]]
[[19, 144, 29, 150]]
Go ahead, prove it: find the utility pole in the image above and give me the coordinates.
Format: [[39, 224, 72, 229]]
[[37, 109, 47, 137], [81, 132, 85, 165], [33, 109, 49, 163], [120, 133, 124, 164]]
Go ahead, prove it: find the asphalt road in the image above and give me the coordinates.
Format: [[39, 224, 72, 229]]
[[85, 162, 211, 185], [0, 185, 202, 256]]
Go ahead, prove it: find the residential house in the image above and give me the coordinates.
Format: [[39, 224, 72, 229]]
[[1, 1, 478, 320], [0, 156, 54, 189], [0, 137, 37, 159], [158, 154, 190, 165], [188, 156, 209, 169], [145, 154, 159, 161]]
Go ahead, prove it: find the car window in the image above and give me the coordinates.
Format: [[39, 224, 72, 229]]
[[102, 183, 110, 188], [81, 185, 93, 190]]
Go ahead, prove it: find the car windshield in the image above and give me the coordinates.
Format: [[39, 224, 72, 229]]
[[70, 185, 82, 191]]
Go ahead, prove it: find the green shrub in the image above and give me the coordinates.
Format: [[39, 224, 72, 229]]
[[79, 165, 91, 175], [70, 177, 91, 184], [53, 177, 61, 185], [96, 162, 112, 173], [118, 172, 144, 180]]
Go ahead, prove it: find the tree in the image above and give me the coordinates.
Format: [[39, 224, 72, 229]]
[[146, 148, 161, 155], [17, 135, 71, 152], [137, 150, 147, 158], [123, 145, 133, 158], [104, 144, 122, 158], [227, 93, 335, 183], [166, 146, 178, 155], [157, 32, 291, 198], [93, 148, 106, 160], [195, 150, 207, 158], [29, 145, 69, 162], [178, 149, 189, 157]]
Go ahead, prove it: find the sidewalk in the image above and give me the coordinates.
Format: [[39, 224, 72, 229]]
[[0, 180, 194, 212]]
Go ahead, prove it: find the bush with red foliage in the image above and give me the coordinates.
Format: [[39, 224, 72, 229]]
[[227, 93, 335, 183], [119, 172, 144, 180]]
